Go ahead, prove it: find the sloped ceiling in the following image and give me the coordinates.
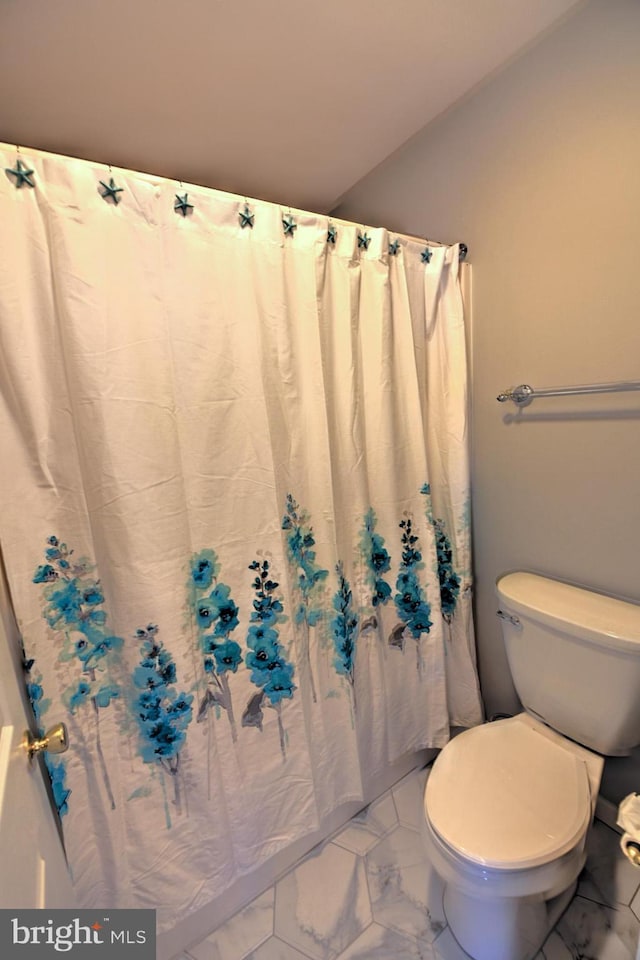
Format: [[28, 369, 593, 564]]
[[0, 0, 583, 213]]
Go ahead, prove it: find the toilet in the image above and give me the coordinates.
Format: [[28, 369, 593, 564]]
[[423, 571, 640, 960]]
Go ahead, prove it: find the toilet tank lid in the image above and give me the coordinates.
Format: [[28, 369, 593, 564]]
[[496, 572, 640, 653]]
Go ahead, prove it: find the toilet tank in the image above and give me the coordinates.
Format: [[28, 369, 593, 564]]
[[496, 572, 640, 756]]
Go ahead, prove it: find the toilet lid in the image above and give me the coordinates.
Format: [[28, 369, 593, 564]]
[[426, 720, 592, 869]]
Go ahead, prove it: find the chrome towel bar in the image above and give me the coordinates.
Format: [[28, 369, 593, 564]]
[[497, 379, 640, 406]]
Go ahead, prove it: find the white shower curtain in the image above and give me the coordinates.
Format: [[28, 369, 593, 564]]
[[0, 144, 481, 929]]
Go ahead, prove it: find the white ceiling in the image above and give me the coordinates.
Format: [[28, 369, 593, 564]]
[[0, 0, 583, 214]]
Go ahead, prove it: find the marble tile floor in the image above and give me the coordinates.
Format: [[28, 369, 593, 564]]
[[180, 765, 640, 960]]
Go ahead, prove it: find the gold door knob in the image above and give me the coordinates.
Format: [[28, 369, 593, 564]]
[[626, 841, 640, 867], [23, 722, 69, 760]]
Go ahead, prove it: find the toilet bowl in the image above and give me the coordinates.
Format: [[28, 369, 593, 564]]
[[423, 713, 602, 960], [421, 571, 640, 960]]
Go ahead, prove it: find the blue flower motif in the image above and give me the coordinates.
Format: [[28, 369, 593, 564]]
[[68, 680, 92, 712], [191, 549, 219, 591], [253, 595, 283, 619], [331, 563, 358, 683], [201, 635, 218, 655], [196, 583, 240, 638], [246, 636, 280, 666], [133, 665, 163, 691], [213, 640, 243, 674], [420, 485, 461, 624], [196, 599, 216, 629], [27, 681, 44, 703], [93, 633, 124, 656], [26, 672, 51, 726], [360, 509, 392, 609], [244, 558, 295, 708], [137, 690, 162, 720], [94, 683, 120, 708], [371, 546, 391, 573], [156, 648, 177, 684], [168, 694, 194, 720], [33, 538, 123, 708], [373, 579, 392, 606], [84, 607, 107, 626], [263, 664, 295, 704], [82, 584, 104, 606], [434, 520, 461, 623], [74, 636, 93, 662], [139, 720, 184, 763], [33, 564, 58, 583], [212, 593, 239, 638], [247, 624, 279, 647], [44, 756, 71, 818], [43, 579, 83, 627], [282, 494, 328, 625], [133, 625, 192, 766], [188, 551, 242, 736], [393, 517, 432, 640], [32, 536, 123, 810]]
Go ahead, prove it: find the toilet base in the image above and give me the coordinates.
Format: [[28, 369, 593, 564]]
[[443, 878, 577, 960]]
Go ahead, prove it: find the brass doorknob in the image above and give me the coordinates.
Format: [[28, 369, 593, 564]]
[[626, 840, 640, 867], [23, 722, 69, 760]]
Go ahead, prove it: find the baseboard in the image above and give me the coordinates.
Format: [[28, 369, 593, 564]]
[[595, 795, 621, 833]]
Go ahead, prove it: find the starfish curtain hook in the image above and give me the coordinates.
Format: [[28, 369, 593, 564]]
[[174, 193, 194, 217], [357, 231, 370, 250], [421, 246, 432, 264], [327, 223, 337, 245], [282, 213, 297, 237], [239, 203, 254, 229], [6, 156, 35, 189], [99, 176, 124, 204]]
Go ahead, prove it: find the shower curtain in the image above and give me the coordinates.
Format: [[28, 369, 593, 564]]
[[0, 144, 482, 929]]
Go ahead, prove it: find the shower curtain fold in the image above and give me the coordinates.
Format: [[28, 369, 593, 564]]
[[0, 144, 482, 930]]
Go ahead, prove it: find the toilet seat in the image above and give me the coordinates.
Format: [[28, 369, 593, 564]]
[[425, 716, 592, 870]]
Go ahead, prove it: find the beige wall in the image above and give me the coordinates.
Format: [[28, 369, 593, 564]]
[[334, 0, 640, 800]]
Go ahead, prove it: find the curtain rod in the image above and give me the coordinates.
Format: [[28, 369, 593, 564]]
[[497, 380, 640, 405], [2, 141, 466, 256]]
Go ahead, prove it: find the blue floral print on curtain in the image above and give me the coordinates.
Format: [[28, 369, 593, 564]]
[[391, 516, 432, 673], [331, 562, 358, 708], [421, 483, 461, 627], [242, 559, 295, 759], [188, 549, 242, 741], [281, 494, 328, 703], [32, 537, 123, 809], [357, 507, 392, 642], [132, 624, 193, 828], [26, 663, 71, 818], [359, 508, 392, 609]]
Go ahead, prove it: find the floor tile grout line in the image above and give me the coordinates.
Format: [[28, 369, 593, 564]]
[[176, 764, 640, 960], [188, 766, 427, 956]]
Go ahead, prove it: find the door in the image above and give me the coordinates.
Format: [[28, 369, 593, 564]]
[[0, 563, 75, 908]]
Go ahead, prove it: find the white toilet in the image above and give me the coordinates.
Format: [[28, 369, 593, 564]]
[[423, 571, 640, 960]]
